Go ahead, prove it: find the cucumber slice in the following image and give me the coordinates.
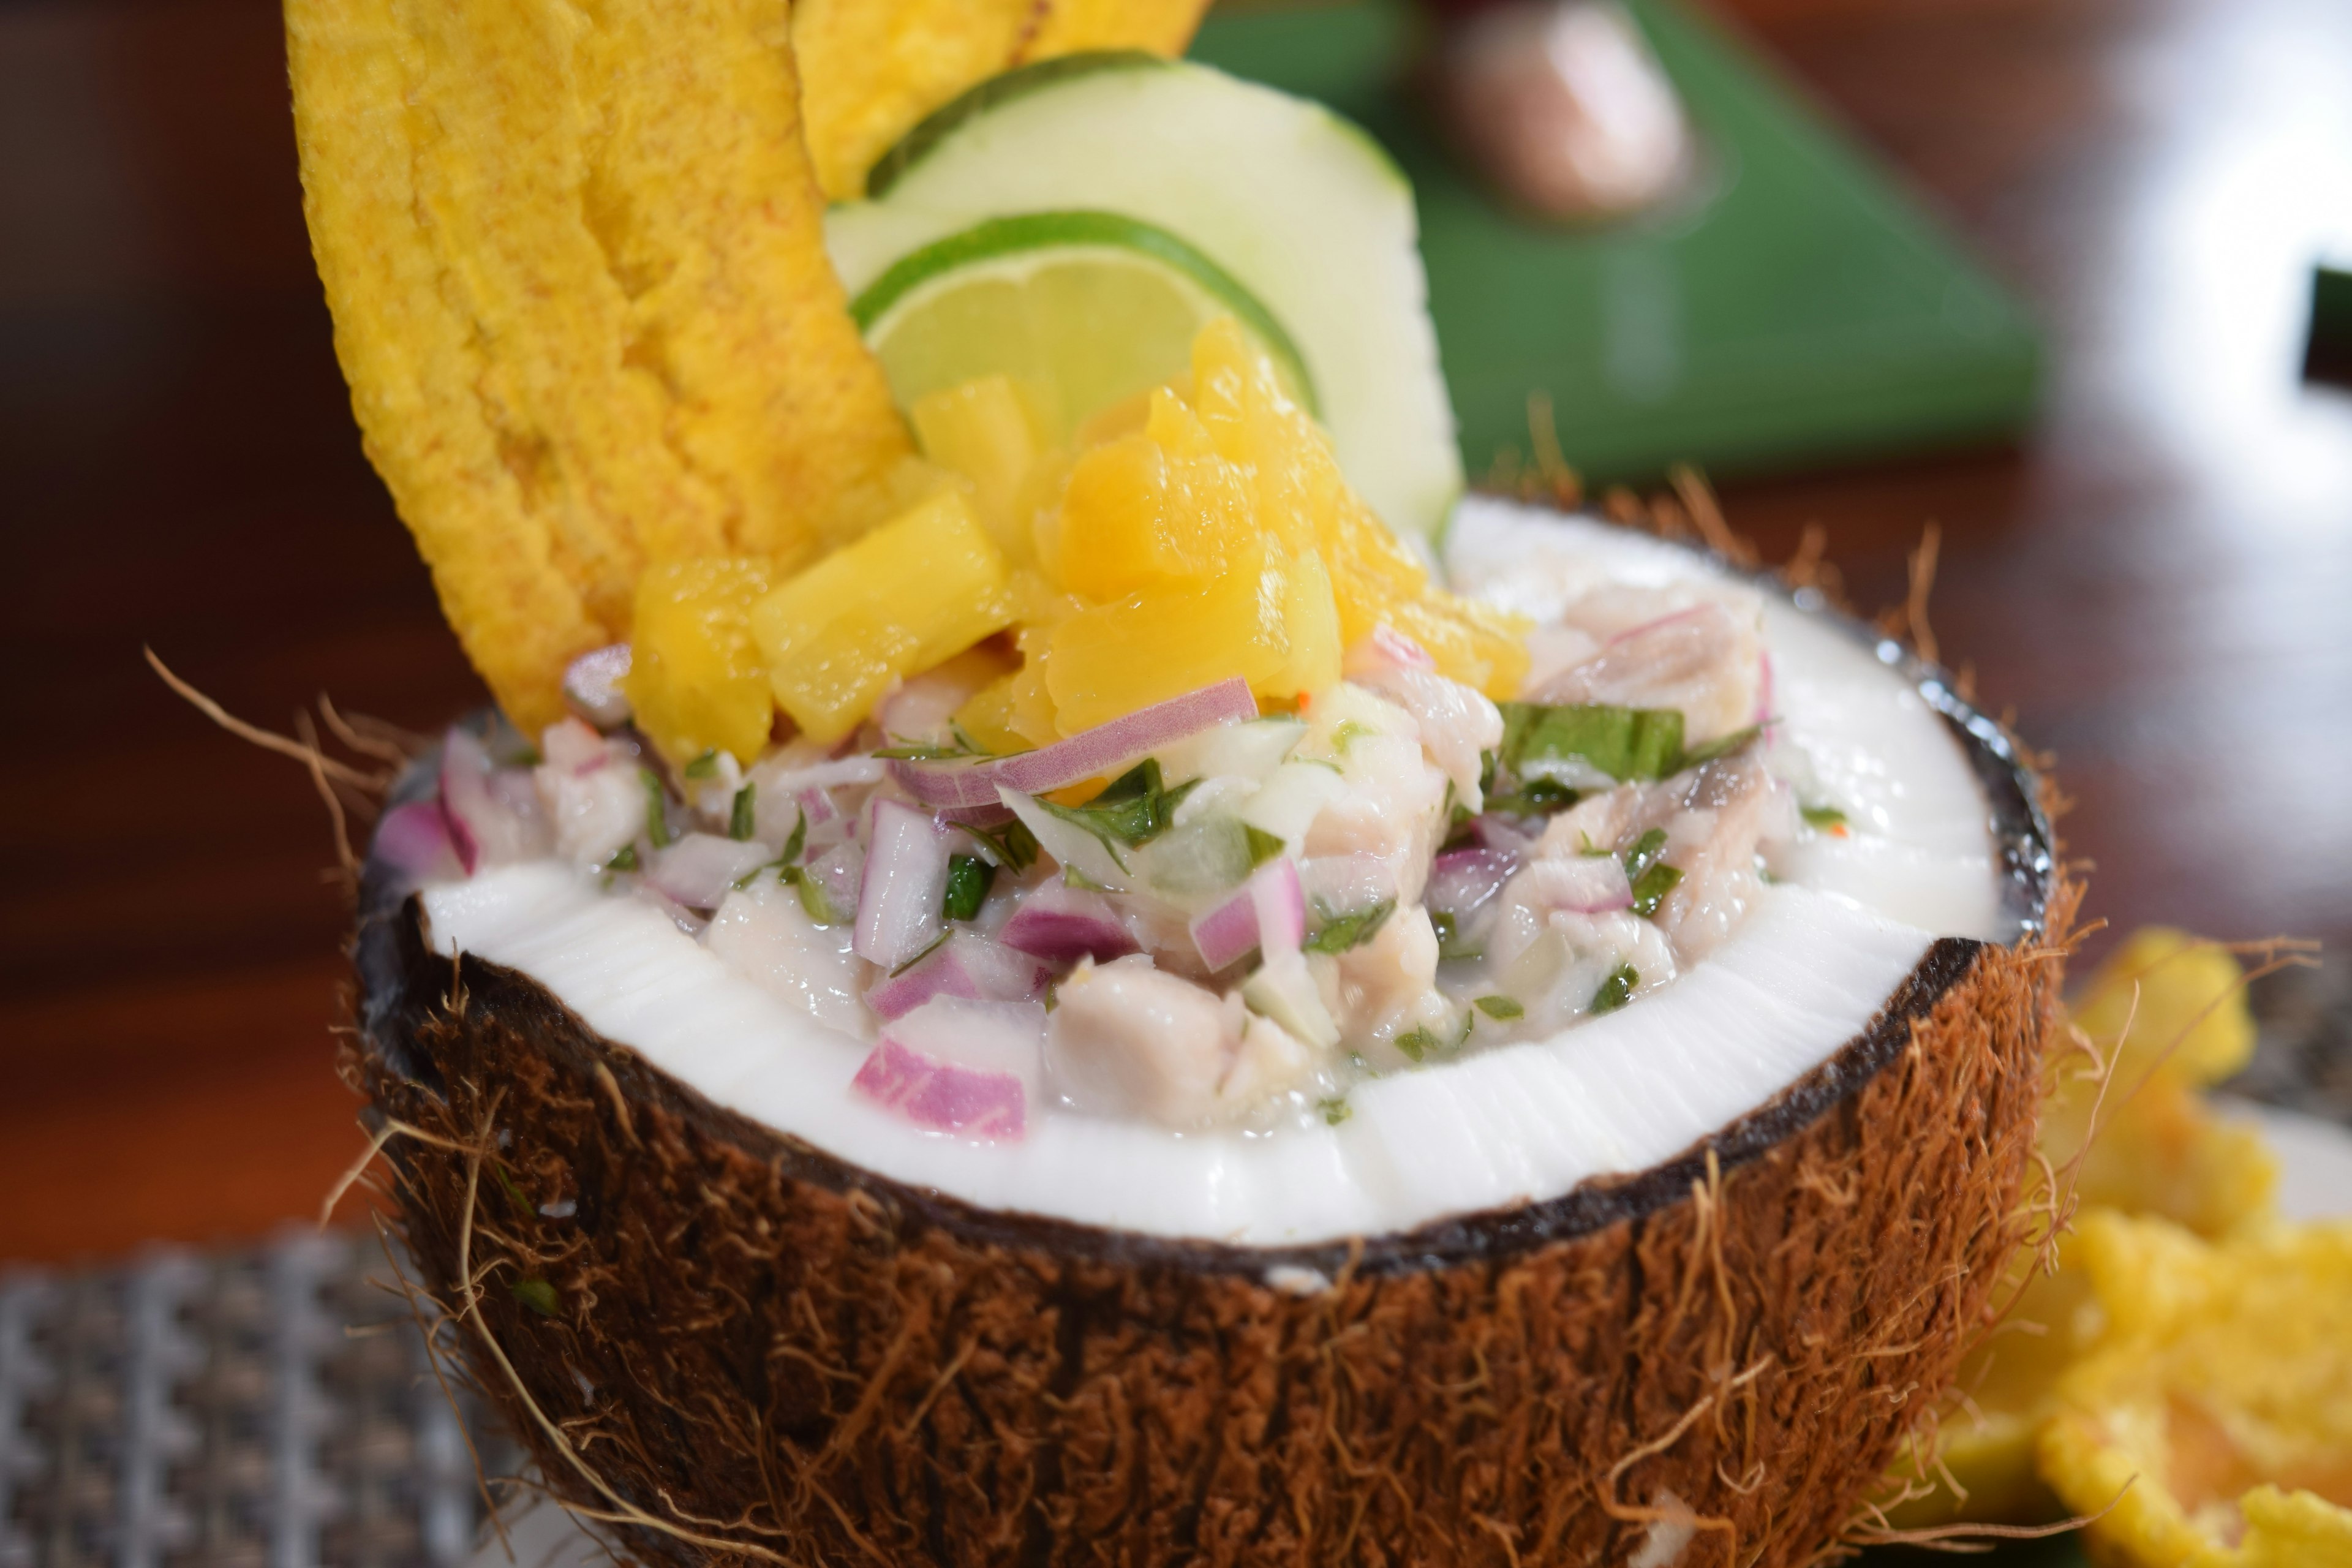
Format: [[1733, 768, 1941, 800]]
[[827, 54, 1464, 539]]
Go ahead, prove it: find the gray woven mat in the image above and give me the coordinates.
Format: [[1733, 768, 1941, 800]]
[[0, 1232, 507, 1568]]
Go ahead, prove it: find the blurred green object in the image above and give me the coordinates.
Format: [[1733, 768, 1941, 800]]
[[1188, 0, 2043, 487]]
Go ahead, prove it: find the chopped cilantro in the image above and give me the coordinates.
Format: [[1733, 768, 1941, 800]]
[[1034, 759, 1196, 858], [1330, 719, 1374, 752], [1317, 1095, 1352, 1126], [1621, 827, 1670, 883], [796, 873, 850, 926], [1630, 863, 1683, 918], [1473, 995, 1525, 1020], [778, 807, 807, 865], [1430, 911, 1485, 962], [605, 843, 638, 873], [639, 768, 672, 848], [943, 854, 994, 921], [683, 748, 720, 780], [1591, 964, 1639, 1014], [1499, 702, 1686, 784], [510, 1277, 559, 1317], [1478, 749, 1497, 795], [1678, 725, 1760, 771], [1303, 898, 1395, 955], [890, 931, 950, 977], [961, 816, 1040, 873], [1244, 824, 1287, 867], [729, 783, 757, 841], [1393, 1025, 1437, 1063], [1483, 777, 1580, 818], [1801, 804, 1849, 831]]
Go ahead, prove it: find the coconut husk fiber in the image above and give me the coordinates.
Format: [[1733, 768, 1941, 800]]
[[350, 849, 2076, 1567]]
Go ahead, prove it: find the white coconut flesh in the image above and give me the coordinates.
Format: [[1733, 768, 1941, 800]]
[[421, 501, 2008, 1246]]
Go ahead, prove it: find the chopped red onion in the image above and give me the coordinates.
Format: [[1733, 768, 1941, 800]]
[[850, 997, 1045, 1140], [999, 881, 1138, 965], [1425, 847, 1519, 921], [854, 801, 952, 968], [865, 933, 1054, 1020], [1189, 859, 1307, 971], [648, 834, 777, 911], [888, 678, 1256, 810], [374, 800, 465, 883], [563, 644, 633, 728]]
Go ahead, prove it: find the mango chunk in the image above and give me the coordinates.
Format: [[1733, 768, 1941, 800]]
[[624, 557, 776, 766], [910, 374, 1049, 564], [1045, 540, 1294, 733], [751, 490, 1013, 744]]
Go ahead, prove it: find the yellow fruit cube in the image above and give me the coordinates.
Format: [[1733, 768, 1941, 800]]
[[909, 374, 1049, 564], [750, 490, 1014, 745], [1045, 541, 1290, 733], [622, 557, 775, 766]]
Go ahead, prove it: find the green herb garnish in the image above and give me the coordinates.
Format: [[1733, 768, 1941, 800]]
[[1330, 720, 1374, 752], [1621, 827, 1670, 882], [1430, 911, 1485, 962], [1393, 1025, 1437, 1063], [1677, 725, 1761, 771], [639, 768, 672, 849], [1303, 897, 1395, 955], [797, 872, 850, 926], [510, 1278, 559, 1317], [1591, 964, 1639, 1014], [1801, 804, 1849, 831], [890, 931, 951, 977], [605, 843, 639, 873], [1630, 863, 1683, 919], [1317, 1095, 1352, 1126], [1483, 777, 1580, 818], [491, 1163, 532, 1215], [1243, 824, 1286, 867], [683, 748, 720, 780], [1499, 702, 1686, 785], [778, 807, 806, 865], [1473, 995, 1525, 1020], [943, 854, 994, 921], [729, 783, 757, 841], [965, 817, 1039, 872]]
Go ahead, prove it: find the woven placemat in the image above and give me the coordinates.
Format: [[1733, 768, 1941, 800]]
[[0, 1231, 510, 1568]]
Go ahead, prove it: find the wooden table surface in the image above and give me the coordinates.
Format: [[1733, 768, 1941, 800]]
[[2, 0, 2347, 1265]]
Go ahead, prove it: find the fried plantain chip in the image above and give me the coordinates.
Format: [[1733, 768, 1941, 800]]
[[792, 0, 1215, 200], [2038, 1211, 2352, 1567], [288, 0, 911, 729]]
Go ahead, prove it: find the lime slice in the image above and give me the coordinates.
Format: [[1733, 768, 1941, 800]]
[[850, 211, 1316, 447], [827, 55, 1464, 537]]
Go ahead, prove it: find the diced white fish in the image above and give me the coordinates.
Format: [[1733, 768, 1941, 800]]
[[1529, 598, 1762, 744], [1048, 956, 1259, 1126], [535, 720, 649, 870], [703, 877, 870, 1037]]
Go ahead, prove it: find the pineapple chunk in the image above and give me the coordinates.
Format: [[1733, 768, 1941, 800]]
[[750, 490, 1014, 745], [623, 557, 775, 766], [1046, 420, 1252, 601], [909, 374, 1049, 564], [1045, 540, 1294, 733]]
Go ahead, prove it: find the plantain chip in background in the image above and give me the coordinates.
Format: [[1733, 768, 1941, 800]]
[[792, 0, 1215, 200], [287, 0, 914, 730], [2039, 1210, 2352, 1567]]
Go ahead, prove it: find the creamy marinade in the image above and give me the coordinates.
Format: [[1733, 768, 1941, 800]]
[[409, 501, 2003, 1244]]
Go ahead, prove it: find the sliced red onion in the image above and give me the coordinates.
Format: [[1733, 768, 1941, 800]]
[[563, 644, 633, 729], [999, 881, 1138, 965], [1189, 859, 1307, 971], [854, 800, 952, 968], [888, 677, 1257, 810], [648, 833, 778, 911], [375, 799, 465, 883], [865, 933, 1054, 1020], [1424, 847, 1519, 921], [850, 997, 1045, 1140]]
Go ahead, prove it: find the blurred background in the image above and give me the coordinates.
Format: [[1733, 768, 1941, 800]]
[[0, 1, 2346, 1548]]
